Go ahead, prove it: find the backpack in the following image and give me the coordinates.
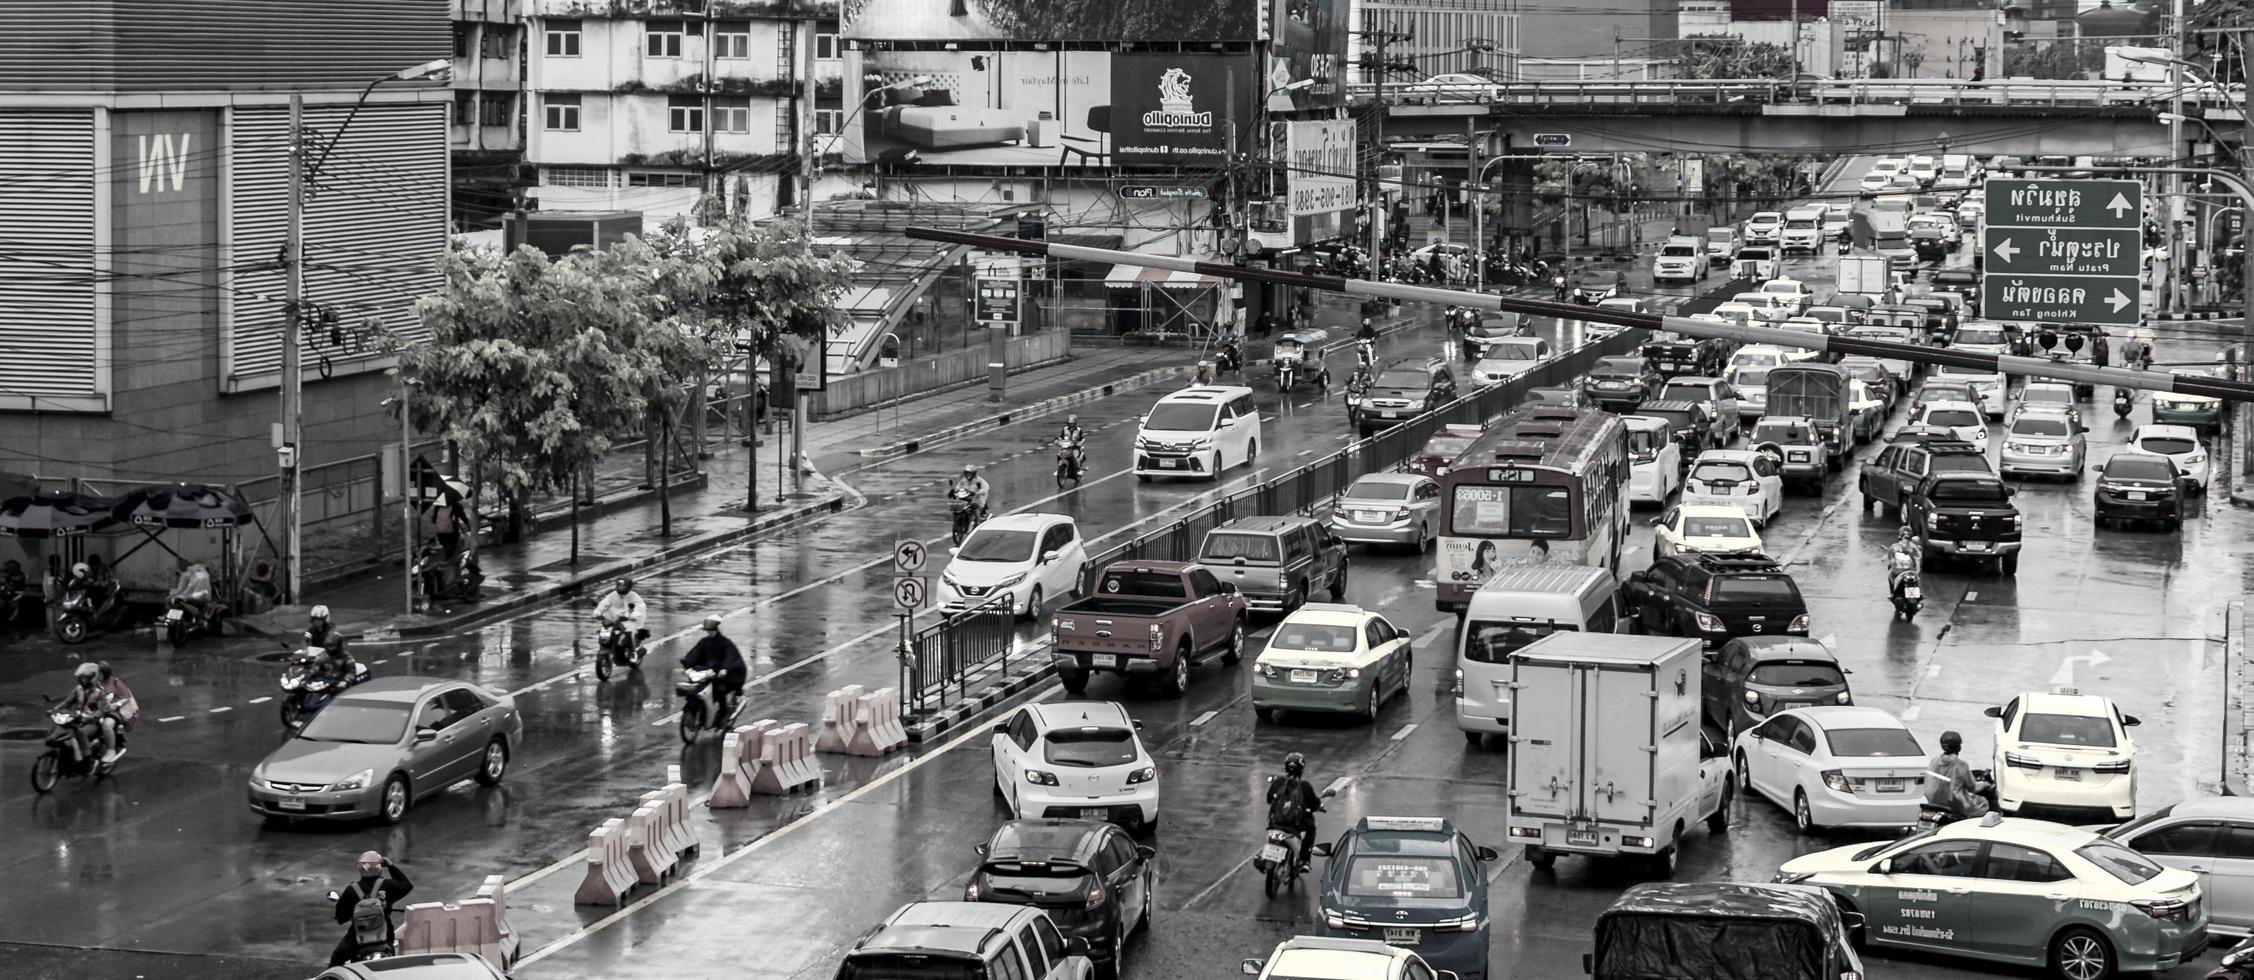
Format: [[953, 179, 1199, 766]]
[[350, 881, 391, 946], [1270, 779, 1309, 827]]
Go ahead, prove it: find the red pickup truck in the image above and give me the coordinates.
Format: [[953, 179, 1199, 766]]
[[1050, 561, 1249, 698]]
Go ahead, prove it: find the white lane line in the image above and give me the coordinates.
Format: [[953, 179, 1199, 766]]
[[208, 706, 231, 714], [1322, 776, 1351, 797], [248, 696, 273, 704], [1390, 723, 1417, 741], [1412, 622, 1451, 649], [372, 659, 390, 666], [1297, 449, 1315, 457], [157, 715, 185, 723], [514, 683, 1043, 967], [1190, 710, 1219, 727], [1926, 662, 1942, 678], [1900, 705, 1922, 722], [1180, 853, 1259, 911], [1965, 591, 1979, 602]]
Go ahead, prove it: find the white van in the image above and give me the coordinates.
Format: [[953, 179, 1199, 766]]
[[1454, 565, 1621, 744], [1778, 207, 1825, 256], [1134, 385, 1263, 480]]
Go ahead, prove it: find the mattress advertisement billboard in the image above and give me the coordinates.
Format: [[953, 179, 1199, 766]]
[[841, 0, 1258, 43], [1283, 119, 1355, 217], [851, 50, 1113, 167], [1110, 54, 1256, 167], [1267, 0, 1349, 110]]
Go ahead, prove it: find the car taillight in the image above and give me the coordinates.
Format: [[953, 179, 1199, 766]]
[[1835, 691, 1852, 704], [1255, 662, 1276, 678], [965, 879, 982, 901], [1394, 508, 1412, 520], [1743, 690, 1761, 706], [1025, 769, 1061, 785], [1694, 612, 1724, 632], [2092, 759, 2131, 774], [1821, 769, 1853, 793], [1149, 624, 1163, 651], [2004, 752, 2045, 770], [1452, 668, 1463, 695], [1326, 667, 1361, 682], [2130, 897, 2189, 920], [1086, 877, 1108, 909], [1788, 614, 1810, 632], [1277, 572, 1290, 590]]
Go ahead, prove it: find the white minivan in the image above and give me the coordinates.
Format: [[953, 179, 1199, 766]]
[[1454, 565, 1621, 745], [1134, 385, 1263, 480]]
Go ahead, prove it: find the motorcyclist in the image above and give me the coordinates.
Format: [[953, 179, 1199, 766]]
[[65, 661, 123, 764], [1923, 730, 1993, 819], [167, 558, 214, 620], [680, 614, 748, 726], [82, 555, 119, 614], [1057, 416, 1087, 478], [1356, 318, 1379, 345], [304, 604, 356, 687], [593, 578, 648, 647], [952, 465, 991, 523], [329, 850, 414, 966], [1885, 526, 1920, 600], [1264, 752, 1325, 873]]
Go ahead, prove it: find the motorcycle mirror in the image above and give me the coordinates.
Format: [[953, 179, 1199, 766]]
[[326, 890, 340, 902]]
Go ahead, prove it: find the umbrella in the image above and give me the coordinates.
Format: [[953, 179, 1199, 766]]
[[111, 483, 254, 530], [0, 491, 120, 539]]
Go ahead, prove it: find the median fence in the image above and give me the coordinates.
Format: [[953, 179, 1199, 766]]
[[895, 326, 1650, 713]]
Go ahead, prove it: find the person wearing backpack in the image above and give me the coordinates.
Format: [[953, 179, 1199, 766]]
[[1264, 752, 1325, 873], [330, 850, 414, 965]]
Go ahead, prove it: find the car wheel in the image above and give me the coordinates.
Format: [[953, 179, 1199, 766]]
[[2000, 552, 2019, 575], [1222, 617, 1246, 665], [1162, 642, 1192, 698], [1246, 440, 1259, 468], [1330, 563, 1348, 601], [1415, 522, 1432, 552], [1735, 753, 1751, 795], [1526, 846, 1556, 871], [1652, 844, 1678, 878], [474, 738, 508, 786], [1364, 684, 1383, 722], [2050, 928, 2115, 980], [1464, 730, 1484, 747], [1105, 916, 1128, 980], [379, 775, 410, 825], [1139, 871, 1153, 930], [1022, 587, 1044, 624], [1707, 776, 1733, 834], [1793, 789, 1816, 833]]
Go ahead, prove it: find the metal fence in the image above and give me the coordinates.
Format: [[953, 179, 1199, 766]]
[[810, 330, 1071, 419], [895, 324, 1650, 712]]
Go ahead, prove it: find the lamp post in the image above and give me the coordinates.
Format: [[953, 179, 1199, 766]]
[[381, 374, 419, 616], [280, 58, 452, 607]]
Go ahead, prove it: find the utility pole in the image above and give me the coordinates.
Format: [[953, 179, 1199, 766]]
[[281, 94, 306, 606], [2164, 0, 2188, 315], [1358, 29, 1414, 269], [792, 15, 816, 494]]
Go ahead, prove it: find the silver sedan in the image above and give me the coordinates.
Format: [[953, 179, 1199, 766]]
[[1328, 472, 1442, 550], [1999, 410, 2087, 479], [249, 676, 523, 825]]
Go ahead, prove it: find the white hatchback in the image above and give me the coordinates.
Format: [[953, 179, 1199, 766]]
[[992, 700, 1160, 832], [2130, 423, 2211, 490], [1932, 363, 2007, 419], [1681, 450, 1783, 525], [1732, 706, 1930, 831], [938, 513, 1090, 621], [1652, 503, 1764, 559], [1911, 400, 1990, 454]]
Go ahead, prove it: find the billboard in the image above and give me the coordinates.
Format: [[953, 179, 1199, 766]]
[[1730, 0, 1829, 20], [852, 50, 1112, 167], [841, 0, 1256, 42], [1267, 0, 1349, 110], [1111, 54, 1257, 167], [1283, 119, 1355, 217], [111, 108, 222, 377]]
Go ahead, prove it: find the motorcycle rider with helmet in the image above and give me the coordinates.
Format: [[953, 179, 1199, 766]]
[[1057, 415, 1087, 480], [953, 465, 992, 524], [65, 661, 125, 764], [1922, 730, 1993, 820], [1885, 525, 1921, 603], [680, 615, 748, 726], [304, 604, 357, 689], [1265, 752, 1326, 873], [593, 578, 649, 647]]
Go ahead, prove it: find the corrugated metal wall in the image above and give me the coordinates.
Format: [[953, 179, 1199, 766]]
[[0, 111, 101, 400], [224, 102, 447, 390], [0, 0, 448, 90]]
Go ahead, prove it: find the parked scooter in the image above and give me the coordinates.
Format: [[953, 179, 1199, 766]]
[[52, 585, 127, 645], [29, 697, 124, 793], [2113, 388, 2133, 419], [159, 595, 229, 646], [676, 666, 742, 743], [593, 616, 647, 681], [278, 648, 374, 729], [413, 544, 485, 604]]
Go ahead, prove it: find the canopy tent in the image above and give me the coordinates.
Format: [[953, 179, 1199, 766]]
[[1101, 258, 1230, 341], [112, 483, 254, 529], [0, 491, 119, 539], [1102, 263, 1225, 290]]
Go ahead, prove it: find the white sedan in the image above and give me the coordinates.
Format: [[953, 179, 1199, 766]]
[[938, 513, 1090, 621], [1986, 689, 2141, 821], [1652, 503, 1764, 559], [991, 700, 1160, 832], [2129, 424, 2211, 491], [1911, 400, 1990, 455], [1732, 706, 1930, 831], [1681, 450, 1783, 525]]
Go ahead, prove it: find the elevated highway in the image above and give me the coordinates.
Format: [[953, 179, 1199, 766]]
[[1353, 78, 2235, 157]]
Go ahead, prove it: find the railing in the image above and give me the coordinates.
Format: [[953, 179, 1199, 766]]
[[901, 597, 1019, 713], [809, 330, 1071, 420], [1351, 77, 2205, 110]]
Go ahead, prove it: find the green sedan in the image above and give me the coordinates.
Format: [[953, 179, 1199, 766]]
[[1251, 604, 1412, 721]]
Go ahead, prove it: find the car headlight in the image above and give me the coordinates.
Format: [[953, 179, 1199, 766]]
[[330, 768, 375, 792], [2187, 454, 2206, 466], [994, 572, 1027, 590]]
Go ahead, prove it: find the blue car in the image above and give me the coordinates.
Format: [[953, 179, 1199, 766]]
[[1314, 816, 1499, 980]]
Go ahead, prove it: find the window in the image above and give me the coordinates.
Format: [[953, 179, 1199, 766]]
[[814, 108, 844, 135], [546, 19, 582, 57], [1185, 566, 1222, 597], [2226, 827, 2254, 861], [1983, 843, 2071, 883], [713, 96, 751, 133], [2020, 712, 2118, 748], [647, 20, 685, 57], [1031, 915, 1069, 971], [543, 166, 612, 188], [481, 26, 513, 60], [626, 172, 699, 188], [817, 32, 840, 59], [415, 695, 453, 732], [441, 687, 490, 721], [667, 95, 704, 133], [453, 23, 472, 58], [2135, 824, 2221, 857], [1340, 856, 1466, 899], [1463, 620, 1578, 664], [986, 944, 1027, 980], [1893, 841, 1982, 877], [478, 93, 511, 127], [542, 94, 581, 131], [714, 21, 750, 58], [454, 90, 476, 124], [1014, 924, 1048, 978], [1042, 728, 1137, 768]]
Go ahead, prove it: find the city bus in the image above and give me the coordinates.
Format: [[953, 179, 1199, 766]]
[[1434, 404, 1632, 614]]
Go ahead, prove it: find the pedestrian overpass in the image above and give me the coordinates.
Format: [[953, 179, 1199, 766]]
[[1360, 78, 2212, 157]]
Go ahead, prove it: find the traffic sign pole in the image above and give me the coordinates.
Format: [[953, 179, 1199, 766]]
[[1980, 179, 2144, 327]]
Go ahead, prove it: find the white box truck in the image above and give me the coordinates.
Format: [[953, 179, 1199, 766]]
[[1834, 254, 1890, 300], [1506, 633, 1731, 877]]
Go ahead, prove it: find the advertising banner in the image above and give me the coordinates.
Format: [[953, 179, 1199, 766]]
[[852, 50, 1111, 167], [1282, 119, 1355, 217], [111, 108, 221, 355], [841, 0, 1256, 42], [1267, 0, 1349, 110], [1111, 54, 1256, 167]]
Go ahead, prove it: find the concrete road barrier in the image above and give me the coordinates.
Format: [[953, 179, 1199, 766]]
[[395, 892, 513, 971], [749, 719, 820, 795], [624, 803, 676, 886], [846, 687, 909, 757], [472, 874, 520, 968], [572, 818, 637, 906], [709, 721, 769, 808], [640, 780, 698, 860], [814, 684, 867, 754]]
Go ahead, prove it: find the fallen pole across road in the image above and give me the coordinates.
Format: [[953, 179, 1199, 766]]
[[903, 226, 2253, 404]]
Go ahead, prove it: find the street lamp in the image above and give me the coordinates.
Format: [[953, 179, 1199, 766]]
[[308, 59, 455, 191], [381, 374, 420, 616]]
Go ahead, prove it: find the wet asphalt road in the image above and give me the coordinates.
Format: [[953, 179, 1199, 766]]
[[6, 164, 2253, 980]]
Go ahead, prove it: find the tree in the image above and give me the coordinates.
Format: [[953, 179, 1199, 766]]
[[1674, 37, 1794, 80]]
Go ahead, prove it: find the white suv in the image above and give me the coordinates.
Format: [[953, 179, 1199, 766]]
[[1135, 385, 1262, 481], [1652, 236, 1710, 284], [1778, 208, 1825, 255], [1743, 211, 1785, 245]]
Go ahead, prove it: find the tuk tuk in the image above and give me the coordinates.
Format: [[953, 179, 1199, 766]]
[[1586, 882, 1864, 980], [1270, 329, 1331, 389]]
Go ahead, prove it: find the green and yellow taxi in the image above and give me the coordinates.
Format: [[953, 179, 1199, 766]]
[[1251, 604, 1413, 721], [1314, 816, 1499, 980], [1774, 814, 2206, 980], [2151, 367, 2225, 432]]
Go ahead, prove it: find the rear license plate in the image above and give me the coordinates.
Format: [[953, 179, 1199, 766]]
[[1291, 669, 1319, 684], [1904, 587, 1922, 600], [1260, 843, 1288, 863], [2127, 491, 2147, 501], [1662, 362, 1680, 370], [278, 797, 307, 811], [1877, 778, 1905, 793], [2056, 768, 2081, 781], [1357, 511, 1384, 522], [1566, 826, 1599, 847], [1082, 808, 1110, 819], [1962, 541, 1990, 551], [1093, 654, 1119, 669], [1383, 928, 1420, 947], [166, 608, 184, 621]]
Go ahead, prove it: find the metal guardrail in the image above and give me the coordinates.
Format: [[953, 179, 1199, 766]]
[[1350, 77, 2210, 110], [811, 331, 1072, 419], [901, 597, 1018, 713]]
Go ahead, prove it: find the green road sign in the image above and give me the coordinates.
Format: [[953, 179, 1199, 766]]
[[1981, 179, 2144, 325]]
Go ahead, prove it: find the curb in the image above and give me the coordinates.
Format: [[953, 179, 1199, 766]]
[[857, 366, 1186, 458], [2155, 311, 2237, 321], [903, 660, 1056, 744], [2227, 600, 2247, 798]]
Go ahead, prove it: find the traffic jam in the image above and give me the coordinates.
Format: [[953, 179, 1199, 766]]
[[14, 157, 2252, 980]]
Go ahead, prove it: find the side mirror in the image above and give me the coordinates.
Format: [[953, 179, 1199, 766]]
[[2123, 714, 2141, 727], [1474, 845, 1501, 862], [1839, 910, 1866, 932], [2077, 426, 2089, 434], [2005, 487, 2017, 497], [1132, 718, 1145, 731], [1138, 845, 1157, 860], [995, 722, 1010, 734], [414, 728, 438, 743], [1066, 937, 1094, 958], [1875, 858, 1895, 875], [1041, 550, 1060, 564], [974, 842, 990, 856], [326, 890, 340, 902], [1582, 953, 1595, 975], [1218, 582, 1238, 594], [1748, 729, 1765, 740], [1242, 960, 1265, 976], [1310, 842, 1335, 857], [1982, 705, 2003, 718]]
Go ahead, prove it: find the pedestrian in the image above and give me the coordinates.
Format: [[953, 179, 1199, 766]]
[[41, 554, 63, 628], [432, 500, 461, 557]]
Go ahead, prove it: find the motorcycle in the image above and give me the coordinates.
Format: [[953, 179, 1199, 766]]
[[1888, 554, 1922, 619], [1914, 769, 1997, 829], [1254, 779, 1337, 898], [1344, 378, 1371, 429], [2207, 935, 2254, 980], [414, 546, 485, 604], [52, 585, 126, 645], [278, 649, 374, 728], [1214, 341, 1242, 375], [1055, 441, 1084, 490], [949, 485, 986, 546], [29, 699, 123, 793], [676, 666, 742, 743], [2113, 388, 2133, 419], [593, 615, 647, 682], [159, 595, 228, 646]]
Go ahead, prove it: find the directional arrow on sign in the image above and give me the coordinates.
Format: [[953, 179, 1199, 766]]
[[1993, 238, 2019, 262], [2107, 289, 2132, 312], [2050, 648, 2112, 688], [2107, 193, 2133, 218]]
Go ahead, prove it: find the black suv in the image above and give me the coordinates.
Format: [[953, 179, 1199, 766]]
[[1583, 356, 1662, 412], [1624, 554, 1811, 646], [1358, 357, 1458, 437], [1858, 438, 1992, 516], [2093, 452, 2189, 531], [966, 819, 1155, 974]]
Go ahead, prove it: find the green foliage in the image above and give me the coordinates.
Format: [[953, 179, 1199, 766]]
[[647, 207, 859, 366], [1674, 37, 1794, 80], [2003, 40, 2103, 80]]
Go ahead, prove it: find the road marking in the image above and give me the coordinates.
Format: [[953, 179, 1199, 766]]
[[2051, 648, 2111, 688], [157, 715, 184, 723], [1390, 723, 1418, 741], [1297, 449, 1315, 457], [514, 682, 1047, 967], [1965, 591, 1979, 602], [1181, 852, 1259, 911], [1900, 705, 1922, 722], [1190, 710, 1218, 727], [208, 706, 231, 714], [1322, 775, 1351, 797], [1926, 662, 1942, 678], [1412, 622, 1451, 649], [248, 696, 272, 704]]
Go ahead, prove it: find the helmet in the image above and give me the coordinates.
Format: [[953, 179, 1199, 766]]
[[1283, 752, 1306, 778], [1939, 730, 1964, 753], [1897, 525, 1913, 540], [71, 563, 88, 578], [310, 604, 331, 621], [616, 578, 634, 594], [702, 614, 723, 632], [1066, 414, 1079, 425], [962, 464, 978, 476], [74, 662, 99, 687]]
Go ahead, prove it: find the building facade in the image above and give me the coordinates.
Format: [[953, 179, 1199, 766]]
[[1351, 0, 1522, 81], [0, 0, 451, 492]]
